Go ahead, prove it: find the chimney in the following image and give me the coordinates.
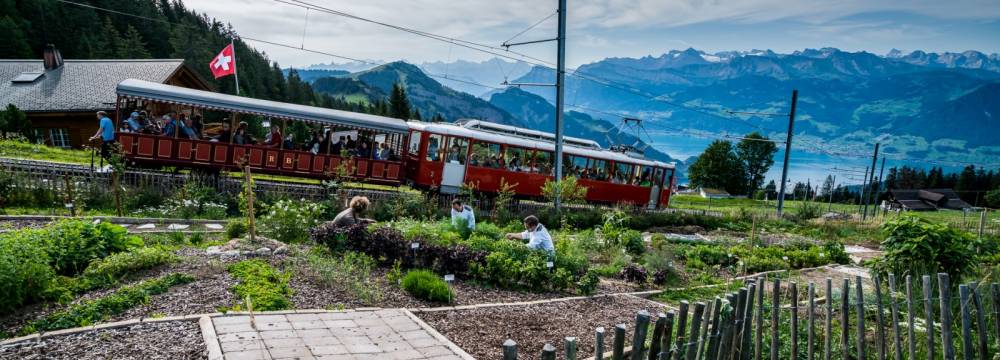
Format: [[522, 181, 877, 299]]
[[43, 44, 63, 71]]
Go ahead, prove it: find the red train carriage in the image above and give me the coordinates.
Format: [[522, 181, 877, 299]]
[[405, 120, 676, 208], [114, 79, 409, 184], [112, 80, 675, 208]]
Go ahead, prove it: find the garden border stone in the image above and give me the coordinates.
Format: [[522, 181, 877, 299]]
[[199, 315, 224, 360]]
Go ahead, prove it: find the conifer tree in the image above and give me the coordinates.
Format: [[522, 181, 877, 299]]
[[0, 16, 33, 58], [389, 83, 412, 120], [117, 25, 152, 58], [94, 17, 122, 58]]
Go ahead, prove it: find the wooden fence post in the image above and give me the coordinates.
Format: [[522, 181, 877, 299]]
[[855, 275, 866, 360], [596, 327, 606, 360], [675, 302, 690, 360], [503, 339, 517, 360], [807, 282, 815, 360], [992, 283, 1000, 344], [733, 288, 748, 360], [770, 279, 780, 360], [541, 343, 556, 360], [790, 282, 799, 360], [720, 295, 738, 359], [755, 277, 765, 360], [649, 314, 667, 360], [825, 278, 832, 360], [685, 303, 705, 360], [613, 324, 627, 360], [960, 284, 974, 360], [924, 275, 937, 360], [940, 273, 955, 360], [700, 300, 712, 360], [905, 275, 916, 360], [841, 278, 850, 360], [632, 311, 651, 360], [741, 283, 757, 360], [566, 337, 578, 360], [660, 312, 676, 360], [706, 298, 723, 360], [971, 283, 988, 360], [874, 274, 887, 360], [888, 274, 903, 360]]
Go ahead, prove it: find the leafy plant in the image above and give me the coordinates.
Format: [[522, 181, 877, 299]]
[[227, 259, 292, 311], [870, 215, 977, 282], [259, 199, 325, 243], [225, 219, 248, 239], [541, 176, 588, 204], [44, 220, 141, 276], [75, 247, 178, 292], [401, 269, 452, 303], [619, 263, 648, 284], [0, 230, 56, 315], [576, 270, 600, 296], [22, 273, 194, 334]]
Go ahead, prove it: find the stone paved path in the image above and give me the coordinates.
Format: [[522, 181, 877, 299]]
[[209, 309, 472, 360]]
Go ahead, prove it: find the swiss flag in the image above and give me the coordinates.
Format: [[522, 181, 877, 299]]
[[209, 44, 236, 79]]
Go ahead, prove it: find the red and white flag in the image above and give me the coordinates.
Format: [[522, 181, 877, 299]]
[[209, 44, 236, 79]]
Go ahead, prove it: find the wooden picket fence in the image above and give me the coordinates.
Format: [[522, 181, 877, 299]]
[[502, 273, 1000, 360]]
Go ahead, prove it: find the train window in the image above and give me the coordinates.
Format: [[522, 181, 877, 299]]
[[446, 137, 469, 165], [426, 134, 443, 162], [504, 146, 529, 172], [614, 162, 635, 184], [470, 141, 502, 168], [588, 159, 611, 182], [563, 154, 589, 178], [532, 150, 553, 175], [653, 168, 665, 186], [636, 166, 655, 186], [408, 131, 422, 156]]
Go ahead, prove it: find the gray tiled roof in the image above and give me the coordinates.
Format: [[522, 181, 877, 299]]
[[0, 59, 185, 112]]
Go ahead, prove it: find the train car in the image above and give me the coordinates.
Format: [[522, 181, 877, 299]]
[[405, 120, 676, 208], [114, 79, 409, 184]]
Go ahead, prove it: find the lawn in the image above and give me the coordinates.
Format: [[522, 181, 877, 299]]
[[0, 139, 95, 165]]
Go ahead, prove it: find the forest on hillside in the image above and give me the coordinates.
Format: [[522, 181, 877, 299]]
[[0, 0, 414, 139]]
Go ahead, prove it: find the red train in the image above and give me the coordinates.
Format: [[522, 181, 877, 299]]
[[114, 79, 676, 208]]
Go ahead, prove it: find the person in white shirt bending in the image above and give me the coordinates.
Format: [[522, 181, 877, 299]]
[[450, 199, 475, 230], [505, 215, 554, 256]]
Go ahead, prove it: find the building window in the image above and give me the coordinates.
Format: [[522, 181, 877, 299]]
[[50, 128, 71, 148]]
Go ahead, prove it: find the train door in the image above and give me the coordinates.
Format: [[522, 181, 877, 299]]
[[439, 136, 470, 194]]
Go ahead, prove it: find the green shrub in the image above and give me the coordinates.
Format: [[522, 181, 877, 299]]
[[870, 215, 977, 282], [22, 273, 194, 334], [227, 259, 292, 311], [225, 219, 248, 239], [577, 270, 600, 295], [76, 247, 178, 291], [44, 220, 141, 276], [0, 231, 56, 315], [622, 230, 645, 256], [401, 269, 452, 303], [259, 199, 325, 243]]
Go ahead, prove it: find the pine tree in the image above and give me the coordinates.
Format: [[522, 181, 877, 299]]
[[94, 17, 122, 58], [117, 25, 152, 58], [388, 83, 412, 120], [0, 16, 33, 58], [411, 109, 423, 121]]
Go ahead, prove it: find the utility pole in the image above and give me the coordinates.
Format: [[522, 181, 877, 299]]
[[862, 143, 879, 221], [827, 174, 836, 212], [776, 89, 798, 217], [502, 0, 566, 210], [858, 165, 869, 214], [553, 0, 567, 211], [873, 157, 886, 217]]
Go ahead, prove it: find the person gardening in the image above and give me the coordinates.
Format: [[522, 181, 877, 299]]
[[505, 215, 554, 256], [450, 199, 476, 230], [332, 196, 375, 227]]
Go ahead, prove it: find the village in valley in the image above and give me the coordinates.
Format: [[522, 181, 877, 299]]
[[1, 1, 999, 359]]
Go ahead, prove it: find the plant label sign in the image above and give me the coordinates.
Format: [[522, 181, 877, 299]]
[[411, 242, 420, 249], [444, 274, 455, 282], [64, 203, 74, 208], [546, 261, 554, 269]]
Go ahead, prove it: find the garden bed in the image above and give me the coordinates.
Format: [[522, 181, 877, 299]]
[[417, 295, 666, 360], [0, 320, 206, 359]]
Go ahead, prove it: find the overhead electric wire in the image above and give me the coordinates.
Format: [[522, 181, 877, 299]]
[[503, 11, 557, 45]]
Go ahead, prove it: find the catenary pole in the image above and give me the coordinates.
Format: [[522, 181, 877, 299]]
[[862, 143, 879, 221], [827, 174, 836, 211], [553, 0, 567, 211], [776, 89, 798, 217], [873, 157, 886, 217]]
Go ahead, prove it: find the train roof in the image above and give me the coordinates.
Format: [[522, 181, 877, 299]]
[[116, 79, 409, 134], [407, 121, 673, 169]]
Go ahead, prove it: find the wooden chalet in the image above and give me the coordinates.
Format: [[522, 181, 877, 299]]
[[887, 188, 973, 211], [0, 45, 209, 148]]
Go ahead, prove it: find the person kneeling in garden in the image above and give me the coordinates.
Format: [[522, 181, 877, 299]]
[[332, 196, 375, 227], [450, 199, 476, 230], [505, 215, 554, 256]]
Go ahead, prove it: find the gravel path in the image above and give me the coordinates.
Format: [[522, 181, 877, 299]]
[[418, 295, 667, 360], [0, 320, 206, 360]]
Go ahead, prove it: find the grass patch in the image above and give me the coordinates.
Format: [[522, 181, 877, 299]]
[[401, 269, 452, 303], [294, 248, 381, 305], [227, 259, 292, 311], [653, 280, 745, 305], [0, 139, 94, 165]]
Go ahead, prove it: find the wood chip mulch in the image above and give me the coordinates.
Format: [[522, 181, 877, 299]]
[[418, 295, 668, 360], [0, 320, 206, 360]]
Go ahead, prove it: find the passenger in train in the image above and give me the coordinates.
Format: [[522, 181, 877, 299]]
[[356, 141, 371, 158], [507, 153, 522, 171], [282, 134, 295, 150], [214, 122, 233, 143], [306, 131, 323, 154], [161, 114, 177, 137], [332, 136, 346, 156], [331, 196, 375, 227], [505, 215, 554, 256], [427, 138, 440, 161], [446, 144, 462, 163], [192, 114, 205, 138], [181, 116, 199, 140], [377, 143, 391, 161], [346, 135, 357, 151], [469, 154, 480, 167], [233, 122, 249, 145], [320, 131, 334, 154], [450, 199, 475, 231], [264, 126, 282, 147], [122, 112, 142, 133], [486, 154, 500, 168]]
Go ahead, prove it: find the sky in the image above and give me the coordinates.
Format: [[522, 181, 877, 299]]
[[181, 0, 1000, 68]]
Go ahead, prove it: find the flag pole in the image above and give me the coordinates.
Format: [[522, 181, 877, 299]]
[[230, 33, 240, 96]]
